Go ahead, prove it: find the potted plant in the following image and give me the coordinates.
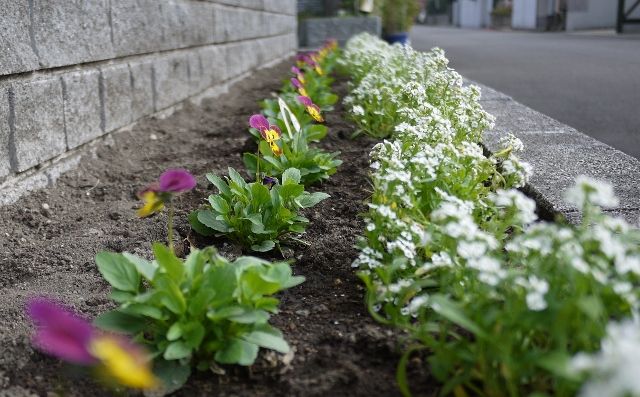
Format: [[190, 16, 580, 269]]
[[375, 0, 420, 44]]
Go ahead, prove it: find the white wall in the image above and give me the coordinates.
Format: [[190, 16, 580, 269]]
[[566, 0, 617, 31], [458, 0, 486, 28], [512, 0, 538, 29]]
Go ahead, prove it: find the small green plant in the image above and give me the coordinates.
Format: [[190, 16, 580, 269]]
[[374, 0, 420, 34], [190, 167, 329, 252], [94, 244, 304, 391]]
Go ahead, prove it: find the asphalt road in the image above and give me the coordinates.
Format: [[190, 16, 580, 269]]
[[410, 26, 640, 159]]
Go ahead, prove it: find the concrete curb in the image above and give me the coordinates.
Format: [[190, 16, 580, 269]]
[[469, 79, 640, 227]]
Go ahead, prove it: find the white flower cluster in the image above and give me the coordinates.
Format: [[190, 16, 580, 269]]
[[572, 319, 640, 397], [343, 33, 640, 395]]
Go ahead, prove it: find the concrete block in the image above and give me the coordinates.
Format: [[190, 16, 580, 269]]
[[197, 46, 227, 87], [223, 42, 245, 80], [129, 60, 155, 122], [110, 0, 164, 57], [159, 2, 215, 51], [61, 69, 103, 149], [482, 99, 570, 147], [0, 86, 11, 177], [32, 0, 114, 69], [264, 0, 295, 14], [154, 53, 191, 111], [213, 5, 229, 43], [463, 79, 511, 101], [11, 78, 66, 172], [0, 1, 40, 76], [101, 64, 132, 132]]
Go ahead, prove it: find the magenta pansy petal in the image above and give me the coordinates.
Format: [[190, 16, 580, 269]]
[[297, 96, 313, 106], [249, 114, 269, 131], [159, 169, 197, 193], [291, 78, 302, 89], [27, 298, 96, 365]]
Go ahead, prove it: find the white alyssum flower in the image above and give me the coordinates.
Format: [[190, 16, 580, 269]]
[[571, 319, 640, 397], [565, 175, 619, 209]]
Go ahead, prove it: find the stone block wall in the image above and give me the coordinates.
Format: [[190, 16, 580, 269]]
[[0, 0, 297, 195]]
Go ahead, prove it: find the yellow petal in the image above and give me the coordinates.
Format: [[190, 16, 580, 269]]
[[137, 191, 164, 217], [269, 141, 283, 156], [307, 106, 324, 123], [90, 337, 158, 390], [298, 88, 308, 97], [315, 66, 324, 76]]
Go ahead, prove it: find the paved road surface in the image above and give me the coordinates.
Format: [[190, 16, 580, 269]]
[[410, 26, 640, 159]]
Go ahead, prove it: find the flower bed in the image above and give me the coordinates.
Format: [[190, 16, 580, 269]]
[[0, 54, 433, 396], [344, 33, 640, 397], [2, 33, 639, 397]]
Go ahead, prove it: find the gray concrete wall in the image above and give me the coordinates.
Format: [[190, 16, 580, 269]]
[[469, 80, 640, 227], [0, 0, 297, 201]]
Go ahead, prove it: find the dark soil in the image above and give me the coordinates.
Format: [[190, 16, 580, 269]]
[[0, 61, 436, 397]]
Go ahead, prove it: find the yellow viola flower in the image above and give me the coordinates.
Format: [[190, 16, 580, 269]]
[[90, 336, 158, 390]]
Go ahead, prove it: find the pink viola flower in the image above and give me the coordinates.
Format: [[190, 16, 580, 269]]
[[27, 298, 97, 365], [297, 96, 324, 123], [159, 169, 197, 193], [249, 114, 283, 156]]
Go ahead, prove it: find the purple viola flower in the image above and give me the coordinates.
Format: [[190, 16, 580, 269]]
[[27, 298, 97, 365], [158, 169, 197, 193], [291, 66, 302, 75], [262, 176, 278, 189], [297, 96, 324, 123], [290, 78, 302, 89]]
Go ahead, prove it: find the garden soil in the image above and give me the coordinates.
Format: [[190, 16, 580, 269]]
[[0, 61, 435, 397]]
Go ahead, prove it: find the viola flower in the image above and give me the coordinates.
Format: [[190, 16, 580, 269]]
[[262, 176, 278, 189], [291, 78, 308, 97], [249, 114, 282, 156], [137, 186, 165, 218], [297, 96, 324, 123], [159, 169, 197, 193], [90, 335, 158, 390], [27, 298, 96, 365], [136, 169, 196, 218], [291, 66, 305, 84]]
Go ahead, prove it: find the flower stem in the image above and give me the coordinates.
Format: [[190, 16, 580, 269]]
[[167, 201, 174, 254], [256, 147, 261, 182]]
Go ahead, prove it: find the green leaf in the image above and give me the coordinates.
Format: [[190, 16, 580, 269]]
[[251, 240, 276, 252], [184, 249, 206, 281], [214, 338, 259, 366], [279, 184, 305, 200], [122, 252, 157, 281], [183, 322, 206, 349], [250, 182, 271, 206], [207, 306, 270, 324], [110, 290, 134, 303], [153, 359, 191, 395], [96, 252, 140, 293], [536, 351, 580, 381], [208, 195, 230, 214], [206, 173, 231, 196], [167, 322, 183, 341], [297, 192, 330, 208], [188, 211, 216, 236], [121, 304, 165, 320], [163, 340, 192, 360], [93, 310, 146, 334], [228, 167, 248, 189], [242, 329, 289, 354], [304, 124, 328, 142], [155, 274, 187, 314], [153, 243, 184, 281], [430, 295, 487, 338], [197, 210, 231, 233], [281, 168, 301, 185]]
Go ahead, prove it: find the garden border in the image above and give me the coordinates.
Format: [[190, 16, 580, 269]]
[[469, 79, 640, 227]]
